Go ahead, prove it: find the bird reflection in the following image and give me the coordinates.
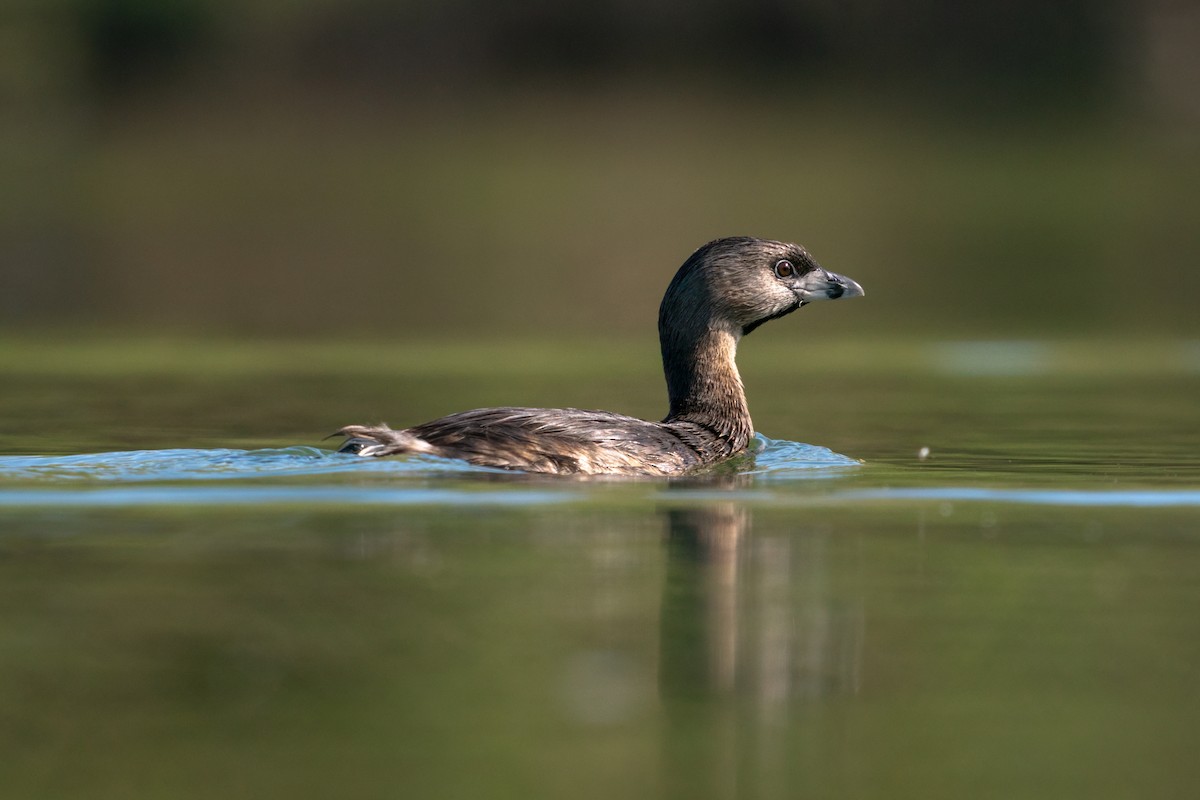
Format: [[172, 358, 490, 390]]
[[657, 496, 864, 798], [660, 503, 746, 696]]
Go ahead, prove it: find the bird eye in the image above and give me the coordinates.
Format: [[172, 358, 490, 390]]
[[774, 259, 795, 279]]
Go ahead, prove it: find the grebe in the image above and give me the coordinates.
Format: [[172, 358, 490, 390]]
[[334, 237, 863, 476]]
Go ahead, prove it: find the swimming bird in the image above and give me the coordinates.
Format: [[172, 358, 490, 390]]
[[334, 236, 863, 476]]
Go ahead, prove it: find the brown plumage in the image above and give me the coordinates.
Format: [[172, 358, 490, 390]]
[[334, 237, 863, 476]]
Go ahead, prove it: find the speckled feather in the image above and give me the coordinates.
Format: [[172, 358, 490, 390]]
[[342, 407, 703, 475]]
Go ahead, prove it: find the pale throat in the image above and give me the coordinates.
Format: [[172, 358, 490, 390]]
[[663, 325, 751, 428]]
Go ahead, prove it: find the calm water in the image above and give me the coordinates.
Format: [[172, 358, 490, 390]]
[[2, 338, 1199, 799]]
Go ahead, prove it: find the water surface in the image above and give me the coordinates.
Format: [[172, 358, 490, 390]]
[[1, 338, 1198, 800]]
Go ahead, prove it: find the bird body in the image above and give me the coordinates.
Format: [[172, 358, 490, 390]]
[[339, 407, 701, 476], [335, 237, 863, 476]]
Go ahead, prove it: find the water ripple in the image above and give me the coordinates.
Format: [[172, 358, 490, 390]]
[[746, 436, 862, 474], [0, 434, 857, 484], [839, 487, 1200, 508], [4, 439, 1193, 509], [0, 486, 575, 507], [0, 446, 489, 483]]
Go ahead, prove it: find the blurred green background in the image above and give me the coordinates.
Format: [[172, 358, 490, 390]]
[[3, 0, 1199, 339], [4, 9, 1200, 799]]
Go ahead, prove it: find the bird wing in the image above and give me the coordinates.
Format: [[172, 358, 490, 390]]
[[409, 407, 698, 475]]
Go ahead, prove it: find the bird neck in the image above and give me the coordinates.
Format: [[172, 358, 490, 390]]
[[660, 325, 753, 450]]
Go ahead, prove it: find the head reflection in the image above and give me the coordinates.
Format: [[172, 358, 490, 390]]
[[661, 499, 863, 700], [658, 497, 865, 793]]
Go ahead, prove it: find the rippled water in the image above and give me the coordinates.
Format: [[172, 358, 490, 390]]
[[0, 435, 850, 490], [2, 339, 1199, 800], [5, 436, 1196, 512], [0, 435, 853, 484]]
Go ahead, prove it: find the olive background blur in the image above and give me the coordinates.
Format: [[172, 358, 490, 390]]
[[4, 0, 1199, 338]]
